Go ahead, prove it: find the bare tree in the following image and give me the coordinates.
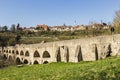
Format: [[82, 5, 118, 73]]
[[114, 10, 120, 27]]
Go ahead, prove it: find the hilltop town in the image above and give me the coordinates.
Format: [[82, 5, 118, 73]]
[[0, 22, 110, 32], [23, 22, 109, 32]]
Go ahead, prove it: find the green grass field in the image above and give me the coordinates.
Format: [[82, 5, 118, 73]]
[[0, 57, 120, 80]]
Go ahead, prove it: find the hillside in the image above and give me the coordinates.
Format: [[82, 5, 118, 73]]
[[0, 57, 120, 80]]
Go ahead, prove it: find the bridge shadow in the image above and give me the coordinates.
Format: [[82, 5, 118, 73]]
[[95, 44, 98, 60], [56, 48, 61, 62], [66, 47, 69, 62], [78, 46, 83, 62]]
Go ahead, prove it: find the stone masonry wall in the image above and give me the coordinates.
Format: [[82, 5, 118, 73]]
[[1, 34, 120, 65]]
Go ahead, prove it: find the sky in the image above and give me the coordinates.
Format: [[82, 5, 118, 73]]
[[0, 0, 120, 28]]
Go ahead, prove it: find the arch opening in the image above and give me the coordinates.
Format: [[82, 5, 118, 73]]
[[3, 54, 7, 60], [34, 51, 40, 57], [8, 56, 13, 61], [8, 56, 15, 65], [25, 51, 30, 56], [100, 44, 112, 59], [43, 51, 50, 58], [12, 50, 14, 54], [20, 51, 24, 56], [16, 57, 22, 65], [9, 50, 11, 53], [106, 44, 112, 57], [33, 60, 39, 64], [16, 50, 19, 55], [24, 59, 29, 64], [43, 61, 48, 64], [6, 50, 8, 53]]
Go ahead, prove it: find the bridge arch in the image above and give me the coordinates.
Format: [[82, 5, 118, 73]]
[[3, 50, 5, 53], [43, 61, 49, 64], [24, 59, 29, 64], [42, 51, 50, 58], [20, 51, 24, 56], [8, 55, 13, 61], [9, 50, 11, 53], [34, 50, 40, 57], [12, 50, 15, 54], [3, 54, 7, 60], [6, 50, 8, 53], [106, 44, 112, 57], [16, 57, 22, 65], [16, 50, 19, 55], [25, 51, 30, 56], [33, 60, 39, 64]]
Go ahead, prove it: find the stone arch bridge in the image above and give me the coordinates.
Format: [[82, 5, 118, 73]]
[[1, 34, 120, 65]]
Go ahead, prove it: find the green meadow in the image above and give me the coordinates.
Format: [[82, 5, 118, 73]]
[[0, 57, 120, 80]]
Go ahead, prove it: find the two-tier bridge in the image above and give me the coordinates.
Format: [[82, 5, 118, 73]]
[[1, 34, 120, 65]]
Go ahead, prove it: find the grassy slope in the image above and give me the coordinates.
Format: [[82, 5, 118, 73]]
[[0, 57, 120, 80]]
